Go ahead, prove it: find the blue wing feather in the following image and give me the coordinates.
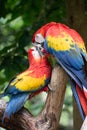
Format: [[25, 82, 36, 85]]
[[53, 48, 84, 70], [2, 93, 29, 123], [44, 32, 87, 119], [4, 76, 22, 95], [47, 46, 87, 119], [50, 47, 87, 89], [69, 79, 85, 120]]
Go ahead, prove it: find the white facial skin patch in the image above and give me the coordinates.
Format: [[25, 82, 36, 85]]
[[31, 47, 41, 59], [35, 34, 45, 43]]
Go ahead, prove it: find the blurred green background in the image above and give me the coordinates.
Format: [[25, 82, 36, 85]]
[[0, 0, 87, 129]]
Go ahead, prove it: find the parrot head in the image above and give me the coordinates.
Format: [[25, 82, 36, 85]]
[[32, 22, 56, 43], [32, 22, 86, 55], [32, 22, 57, 53], [27, 46, 50, 66]]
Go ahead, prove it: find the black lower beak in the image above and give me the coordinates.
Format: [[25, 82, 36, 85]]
[[32, 42, 44, 57], [37, 47, 44, 57]]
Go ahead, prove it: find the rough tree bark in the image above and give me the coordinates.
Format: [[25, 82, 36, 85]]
[[81, 116, 87, 130], [0, 65, 67, 130], [65, 0, 87, 130]]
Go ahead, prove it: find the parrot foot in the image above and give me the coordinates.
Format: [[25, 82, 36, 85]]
[[48, 84, 55, 92]]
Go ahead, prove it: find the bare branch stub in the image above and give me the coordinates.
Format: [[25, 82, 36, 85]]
[[0, 65, 67, 130]]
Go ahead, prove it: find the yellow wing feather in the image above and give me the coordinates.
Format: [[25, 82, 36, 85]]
[[47, 34, 72, 51], [10, 70, 46, 91]]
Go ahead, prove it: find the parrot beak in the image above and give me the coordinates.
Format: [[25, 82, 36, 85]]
[[32, 42, 44, 57], [32, 33, 45, 57], [37, 47, 44, 57]]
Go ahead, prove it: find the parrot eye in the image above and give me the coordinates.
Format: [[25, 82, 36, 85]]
[[35, 34, 45, 44]]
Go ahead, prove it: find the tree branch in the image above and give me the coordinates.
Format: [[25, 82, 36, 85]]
[[80, 116, 87, 130], [0, 65, 67, 130]]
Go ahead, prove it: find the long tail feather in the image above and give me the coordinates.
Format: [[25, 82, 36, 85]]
[[56, 57, 87, 119], [83, 87, 87, 99], [55, 54, 87, 90], [76, 85, 87, 116], [2, 93, 29, 123], [70, 80, 85, 120]]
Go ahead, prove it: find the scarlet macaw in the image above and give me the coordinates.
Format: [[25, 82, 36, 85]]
[[1, 47, 52, 122], [32, 22, 87, 119]]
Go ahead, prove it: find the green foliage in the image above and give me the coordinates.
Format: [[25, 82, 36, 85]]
[[84, 0, 87, 16], [25, 92, 47, 116], [0, 0, 66, 89]]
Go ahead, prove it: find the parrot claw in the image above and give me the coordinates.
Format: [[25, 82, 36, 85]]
[[48, 84, 55, 92]]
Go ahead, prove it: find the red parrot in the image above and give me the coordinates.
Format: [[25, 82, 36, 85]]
[[0, 47, 52, 122], [32, 22, 87, 119]]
